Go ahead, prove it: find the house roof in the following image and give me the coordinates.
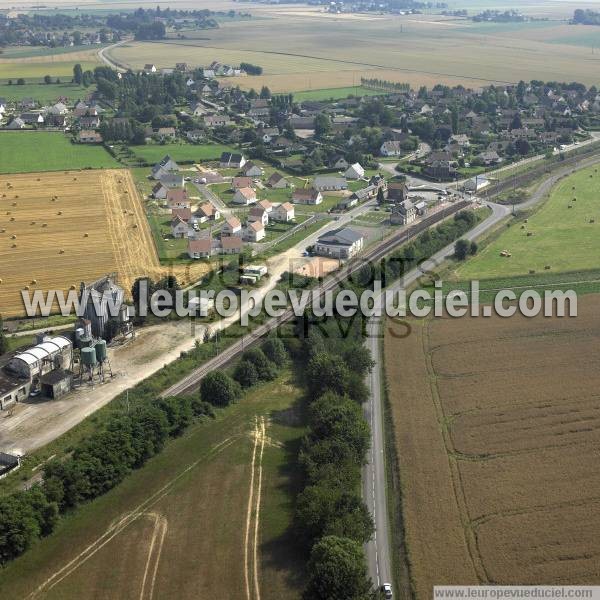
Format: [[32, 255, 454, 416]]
[[248, 221, 264, 232], [225, 216, 241, 228], [279, 202, 294, 211], [232, 176, 253, 188], [189, 238, 212, 253], [172, 208, 192, 221], [257, 200, 272, 210], [317, 227, 363, 247], [267, 172, 285, 185], [236, 187, 256, 200], [167, 188, 188, 202], [222, 236, 243, 250], [198, 202, 216, 216], [293, 188, 321, 200]]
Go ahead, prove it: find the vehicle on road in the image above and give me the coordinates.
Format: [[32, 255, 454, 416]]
[[382, 583, 393, 599]]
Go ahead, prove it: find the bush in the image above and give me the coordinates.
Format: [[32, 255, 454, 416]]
[[242, 347, 278, 381], [261, 337, 287, 367], [454, 239, 470, 261], [233, 359, 259, 388], [200, 370, 241, 407]]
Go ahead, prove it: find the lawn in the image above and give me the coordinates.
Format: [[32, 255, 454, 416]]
[[0, 132, 119, 173], [0, 371, 306, 600], [147, 212, 189, 261], [0, 82, 92, 103], [457, 165, 600, 279], [129, 142, 239, 165], [292, 86, 382, 101]]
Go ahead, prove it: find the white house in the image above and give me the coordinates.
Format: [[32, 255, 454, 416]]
[[390, 200, 417, 225], [171, 215, 191, 238], [222, 216, 242, 237], [220, 152, 246, 169], [233, 187, 257, 205], [144, 64, 157, 74], [248, 207, 269, 227], [380, 141, 403, 157], [6, 118, 25, 130], [267, 172, 288, 189], [151, 155, 180, 179], [313, 176, 347, 192], [188, 238, 213, 259], [242, 162, 264, 177], [272, 202, 295, 222], [292, 189, 323, 204], [244, 221, 265, 242], [345, 163, 365, 180], [195, 202, 220, 223]]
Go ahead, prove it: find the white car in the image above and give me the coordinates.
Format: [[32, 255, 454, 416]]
[[381, 583, 393, 599]]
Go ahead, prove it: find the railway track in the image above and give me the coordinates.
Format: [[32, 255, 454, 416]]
[[161, 201, 469, 397]]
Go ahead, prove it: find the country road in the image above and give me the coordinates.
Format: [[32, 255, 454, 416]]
[[97, 40, 129, 72]]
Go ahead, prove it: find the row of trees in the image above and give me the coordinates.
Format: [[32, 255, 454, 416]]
[[0, 393, 214, 564], [293, 316, 376, 599]]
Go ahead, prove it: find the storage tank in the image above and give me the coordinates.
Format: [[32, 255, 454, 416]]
[[78, 336, 92, 348], [81, 347, 97, 367], [95, 340, 107, 363]]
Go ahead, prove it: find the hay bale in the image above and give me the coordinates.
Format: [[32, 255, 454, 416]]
[[31, 279, 37, 284], [83, 232, 89, 237], [544, 266, 551, 270], [527, 232, 534, 237], [42, 223, 48, 228], [9, 217, 15, 222], [11, 244, 17, 248], [10, 234, 16, 239], [590, 219, 595, 224], [57, 211, 62, 215], [529, 270, 536, 274], [59, 249, 65, 254]]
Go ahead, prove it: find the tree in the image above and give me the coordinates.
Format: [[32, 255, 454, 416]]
[[454, 239, 470, 261], [0, 315, 7, 356], [307, 352, 351, 398], [242, 348, 277, 381], [515, 138, 530, 156], [73, 63, 83, 85], [261, 338, 287, 367], [17, 78, 25, 86], [376, 187, 385, 206], [200, 371, 240, 407], [43, 75, 52, 85], [470, 241, 478, 255], [303, 536, 372, 600], [314, 113, 332, 139], [233, 360, 259, 388], [259, 85, 271, 99]]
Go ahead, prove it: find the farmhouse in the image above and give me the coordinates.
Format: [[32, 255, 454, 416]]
[[315, 227, 364, 259], [313, 176, 347, 192], [272, 202, 295, 222], [233, 187, 257, 205], [144, 64, 157, 73], [293, 188, 323, 205]]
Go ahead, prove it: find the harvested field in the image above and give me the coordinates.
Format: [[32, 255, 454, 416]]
[[385, 294, 600, 597], [0, 170, 209, 317]]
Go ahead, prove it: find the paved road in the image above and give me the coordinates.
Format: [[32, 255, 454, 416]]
[[97, 40, 129, 72]]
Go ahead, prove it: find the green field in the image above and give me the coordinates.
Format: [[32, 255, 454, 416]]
[[0, 371, 305, 600], [0, 61, 99, 83], [0, 82, 92, 103], [129, 142, 238, 164], [292, 86, 383, 101], [0, 132, 119, 173], [457, 166, 600, 279]]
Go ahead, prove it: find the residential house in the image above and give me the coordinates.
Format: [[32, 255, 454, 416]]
[[186, 129, 205, 143], [79, 115, 100, 129], [176, 62, 189, 72], [449, 134, 470, 147], [423, 160, 457, 181], [47, 102, 68, 115], [167, 188, 190, 209], [314, 227, 364, 259], [144, 64, 157, 74], [0, 98, 6, 115], [272, 137, 294, 151], [272, 202, 295, 222], [221, 235, 243, 254], [232, 176, 254, 190], [244, 221, 265, 243], [248, 206, 269, 227], [313, 176, 348, 192], [380, 140, 403, 157], [329, 155, 349, 170], [78, 130, 103, 143], [241, 162, 264, 177], [222, 216, 242, 237], [267, 172, 288, 189], [45, 114, 67, 128], [21, 112, 45, 125], [390, 200, 417, 225], [477, 150, 502, 166], [292, 189, 323, 205], [152, 174, 185, 199], [156, 127, 176, 141], [195, 202, 220, 223], [204, 115, 232, 128], [233, 187, 257, 205], [188, 238, 214, 259], [203, 69, 216, 79], [345, 163, 365, 180], [387, 182, 409, 203], [257, 200, 273, 214], [171, 215, 191, 238], [338, 196, 358, 210], [19, 98, 37, 110], [6, 118, 25, 130], [258, 127, 279, 144], [220, 152, 246, 169], [151, 155, 180, 180]]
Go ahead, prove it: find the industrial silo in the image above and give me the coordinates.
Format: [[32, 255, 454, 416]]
[[95, 340, 107, 363], [81, 346, 97, 367]]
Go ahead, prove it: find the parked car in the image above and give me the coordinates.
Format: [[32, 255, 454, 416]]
[[381, 583, 393, 599]]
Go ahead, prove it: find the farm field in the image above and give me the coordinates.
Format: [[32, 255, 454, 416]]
[[109, 10, 600, 92], [385, 295, 600, 597], [0, 132, 119, 174], [129, 142, 238, 164], [0, 82, 92, 103], [0, 372, 305, 600], [0, 169, 208, 318], [292, 86, 383, 101], [456, 165, 600, 280]]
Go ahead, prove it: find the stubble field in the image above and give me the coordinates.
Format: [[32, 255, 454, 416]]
[[0, 169, 208, 318], [385, 295, 600, 598], [0, 373, 305, 600]]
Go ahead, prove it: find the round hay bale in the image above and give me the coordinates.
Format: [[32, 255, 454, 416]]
[[30, 221, 36, 225], [0, 228, 5, 233], [24, 285, 29, 291], [57, 211, 62, 215], [11, 244, 17, 248], [10, 234, 16, 239], [132, 224, 138, 229], [70, 284, 76, 290], [37, 178, 41, 181], [9, 217, 15, 222], [527, 232, 533, 237], [529, 270, 536, 274], [31, 279, 37, 284], [544, 266, 551, 270], [42, 223, 48, 228], [568, 205, 573, 209], [59, 249, 65, 254], [590, 218, 595, 224], [83, 232, 89, 237], [521, 225, 526, 229], [0, 278, 2, 284], [11, 202, 16, 206]]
